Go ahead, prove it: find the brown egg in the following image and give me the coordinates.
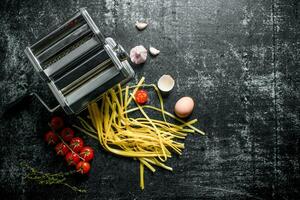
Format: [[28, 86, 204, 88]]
[[174, 96, 195, 118]]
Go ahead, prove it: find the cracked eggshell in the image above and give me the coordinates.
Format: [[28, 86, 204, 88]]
[[130, 45, 148, 65], [149, 46, 160, 56], [135, 21, 148, 30], [157, 75, 175, 93]]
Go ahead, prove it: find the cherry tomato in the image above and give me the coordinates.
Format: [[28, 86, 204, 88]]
[[65, 152, 80, 166], [135, 89, 148, 105], [55, 142, 69, 156], [60, 127, 74, 142], [69, 137, 84, 153], [76, 161, 91, 174], [79, 146, 94, 162], [50, 116, 64, 131], [44, 131, 58, 145]]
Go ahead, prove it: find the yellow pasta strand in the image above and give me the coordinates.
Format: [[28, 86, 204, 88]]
[[140, 162, 144, 190]]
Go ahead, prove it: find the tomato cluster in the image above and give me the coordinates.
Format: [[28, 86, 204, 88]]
[[44, 116, 94, 174]]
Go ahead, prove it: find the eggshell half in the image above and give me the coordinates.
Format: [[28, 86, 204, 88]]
[[157, 75, 175, 92], [174, 96, 195, 118]]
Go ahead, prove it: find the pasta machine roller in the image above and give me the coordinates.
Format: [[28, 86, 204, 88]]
[[24, 8, 134, 115]]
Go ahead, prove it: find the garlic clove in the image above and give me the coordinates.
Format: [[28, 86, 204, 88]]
[[135, 21, 148, 31], [149, 46, 160, 56], [130, 45, 148, 64]]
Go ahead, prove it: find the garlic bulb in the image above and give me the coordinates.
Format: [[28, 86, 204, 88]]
[[135, 21, 148, 31], [149, 46, 160, 56], [130, 45, 148, 64]]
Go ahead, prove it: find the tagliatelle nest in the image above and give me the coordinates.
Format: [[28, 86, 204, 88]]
[[74, 77, 205, 189]]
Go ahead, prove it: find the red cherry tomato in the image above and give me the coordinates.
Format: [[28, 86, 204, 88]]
[[65, 152, 80, 166], [76, 161, 91, 174], [60, 127, 74, 142], [50, 116, 64, 131], [135, 89, 148, 105], [44, 131, 58, 145], [79, 146, 94, 162], [55, 142, 69, 156], [69, 137, 84, 153]]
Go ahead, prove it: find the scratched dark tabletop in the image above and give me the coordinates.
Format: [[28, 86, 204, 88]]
[[0, 0, 299, 199]]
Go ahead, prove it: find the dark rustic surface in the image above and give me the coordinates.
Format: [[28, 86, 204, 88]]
[[0, 0, 299, 199]]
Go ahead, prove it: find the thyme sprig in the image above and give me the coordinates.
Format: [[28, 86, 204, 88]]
[[21, 163, 86, 193]]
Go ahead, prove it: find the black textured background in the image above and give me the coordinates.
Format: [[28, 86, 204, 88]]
[[0, 0, 300, 199]]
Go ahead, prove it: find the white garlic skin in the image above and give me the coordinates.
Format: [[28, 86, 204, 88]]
[[135, 21, 148, 30], [149, 46, 160, 56], [130, 45, 148, 65]]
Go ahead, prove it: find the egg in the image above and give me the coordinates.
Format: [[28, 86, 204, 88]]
[[174, 96, 195, 118]]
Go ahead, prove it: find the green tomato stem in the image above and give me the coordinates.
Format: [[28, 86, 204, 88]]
[[48, 123, 85, 161]]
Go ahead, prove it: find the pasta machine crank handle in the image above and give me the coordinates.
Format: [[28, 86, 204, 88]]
[[1, 93, 60, 118]]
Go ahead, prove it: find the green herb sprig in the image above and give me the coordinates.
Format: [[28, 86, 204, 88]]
[[21, 163, 86, 193]]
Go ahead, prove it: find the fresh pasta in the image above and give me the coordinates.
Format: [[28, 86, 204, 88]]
[[74, 77, 205, 189]]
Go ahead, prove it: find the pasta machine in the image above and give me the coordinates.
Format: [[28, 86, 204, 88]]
[[24, 8, 134, 115]]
